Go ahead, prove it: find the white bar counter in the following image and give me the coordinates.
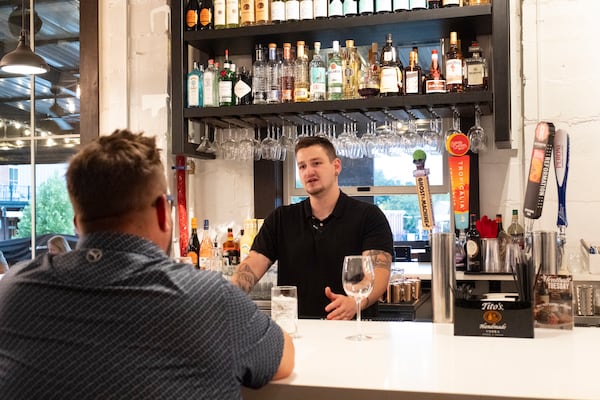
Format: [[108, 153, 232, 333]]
[[242, 320, 600, 400]]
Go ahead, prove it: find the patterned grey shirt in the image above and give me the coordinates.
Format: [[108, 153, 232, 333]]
[[0, 232, 284, 399]]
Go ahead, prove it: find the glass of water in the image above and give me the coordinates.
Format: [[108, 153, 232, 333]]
[[271, 285, 298, 337]]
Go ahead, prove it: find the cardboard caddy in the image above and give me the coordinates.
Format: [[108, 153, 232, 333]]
[[454, 299, 534, 338]]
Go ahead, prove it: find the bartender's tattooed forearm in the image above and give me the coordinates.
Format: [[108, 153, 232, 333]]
[[367, 250, 392, 270], [234, 263, 259, 294]]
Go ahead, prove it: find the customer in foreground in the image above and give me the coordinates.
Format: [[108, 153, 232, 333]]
[[0, 129, 294, 399]]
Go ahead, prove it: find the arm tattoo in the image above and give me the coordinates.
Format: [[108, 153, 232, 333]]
[[367, 250, 392, 271], [234, 262, 259, 294]]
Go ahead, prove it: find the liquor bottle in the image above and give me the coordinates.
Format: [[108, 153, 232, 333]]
[[464, 41, 488, 91], [442, 0, 460, 6], [410, 0, 428, 9], [379, 33, 402, 96], [234, 65, 253, 105], [309, 41, 327, 101], [186, 217, 200, 268], [225, 0, 239, 27], [199, 219, 213, 270], [465, 213, 482, 273], [445, 31, 464, 93], [359, 0, 374, 14], [281, 43, 295, 103], [255, 0, 270, 24], [496, 213, 510, 265], [219, 50, 235, 106], [240, 219, 257, 261], [199, 0, 214, 29], [328, 0, 343, 18], [392, 0, 409, 11], [424, 49, 446, 94], [223, 227, 240, 266], [314, 0, 328, 18], [327, 40, 344, 100], [300, 0, 314, 19], [187, 61, 203, 107], [358, 42, 380, 97], [214, 0, 226, 28], [267, 43, 281, 103], [240, 0, 255, 26], [344, 0, 358, 16], [428, 0, 441, 7], [294, 41, 310, 102], [506, 209, 525, 249], [185, 0, 201, 31], [271, 0, 286, 22], [375, 0, 392, 13], [203, 59, 219, 107], [286, 0, 300, 21], [252, 44, 268, 104], [403, 48, 423, 95], [342, 39, 360, 99]]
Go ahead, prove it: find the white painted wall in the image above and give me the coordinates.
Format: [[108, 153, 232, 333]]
[[98, 0, 599, 256]]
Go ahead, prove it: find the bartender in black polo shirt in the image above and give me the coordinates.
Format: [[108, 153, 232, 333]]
[[233, 136, 394, 319]]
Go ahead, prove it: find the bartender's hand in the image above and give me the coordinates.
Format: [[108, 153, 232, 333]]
[[324, 286, 357, 320]]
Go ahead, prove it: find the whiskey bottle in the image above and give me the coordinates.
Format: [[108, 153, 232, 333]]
[[424, 49, 446, 94], [199, 219, 213, 270], [214, 0, 226, 28], [271, 0, 286, 22], [379, 33, 402, 96], [199, 0, 214, 29], [506, 209, 525, 249], [255, 0, 270, 24], [327, 40, 344, 100], [403, 48, 423, 95], [281, 43, 295, 103], [465, 213, 482, 273], [445, 31, 464, 93], [187, 61, 203, 107], [203, 59, 219, 107], [252, 44, 268, 104], [240, 0, 255, 26], [223, 227, 240, 266], [309, 41, 327, 101], [464, 41, 488, 91], [267, 43, 281, 103], [186, 217, 200, 268], [294, 41, 310, 102], [185, 0, 201, 31]]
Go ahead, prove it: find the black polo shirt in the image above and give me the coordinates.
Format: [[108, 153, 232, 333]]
[[252, 191, 394, 318]]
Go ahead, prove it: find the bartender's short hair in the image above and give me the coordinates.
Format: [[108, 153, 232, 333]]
[[294, 136, 337, 161], [66, 129, 166, 225]]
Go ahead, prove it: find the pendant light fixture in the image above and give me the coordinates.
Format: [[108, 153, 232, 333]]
[[0, 0, 49, 75]]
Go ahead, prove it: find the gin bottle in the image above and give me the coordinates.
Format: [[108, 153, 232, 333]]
[[267, 43, 281, 103], [187, 61, 203, 107], [252, 44, 268, 104]]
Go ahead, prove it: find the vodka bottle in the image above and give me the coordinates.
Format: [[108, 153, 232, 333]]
[[294, 41, 310, 102], [252, 44, 268, 104], [267, 43, 281, 103], [327, 40, 343, 100], [203, 59, 219, 107], [309, 41, 327, 101]]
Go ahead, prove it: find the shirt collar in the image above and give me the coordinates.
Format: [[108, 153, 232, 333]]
[[303, 190, 348, 222]]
